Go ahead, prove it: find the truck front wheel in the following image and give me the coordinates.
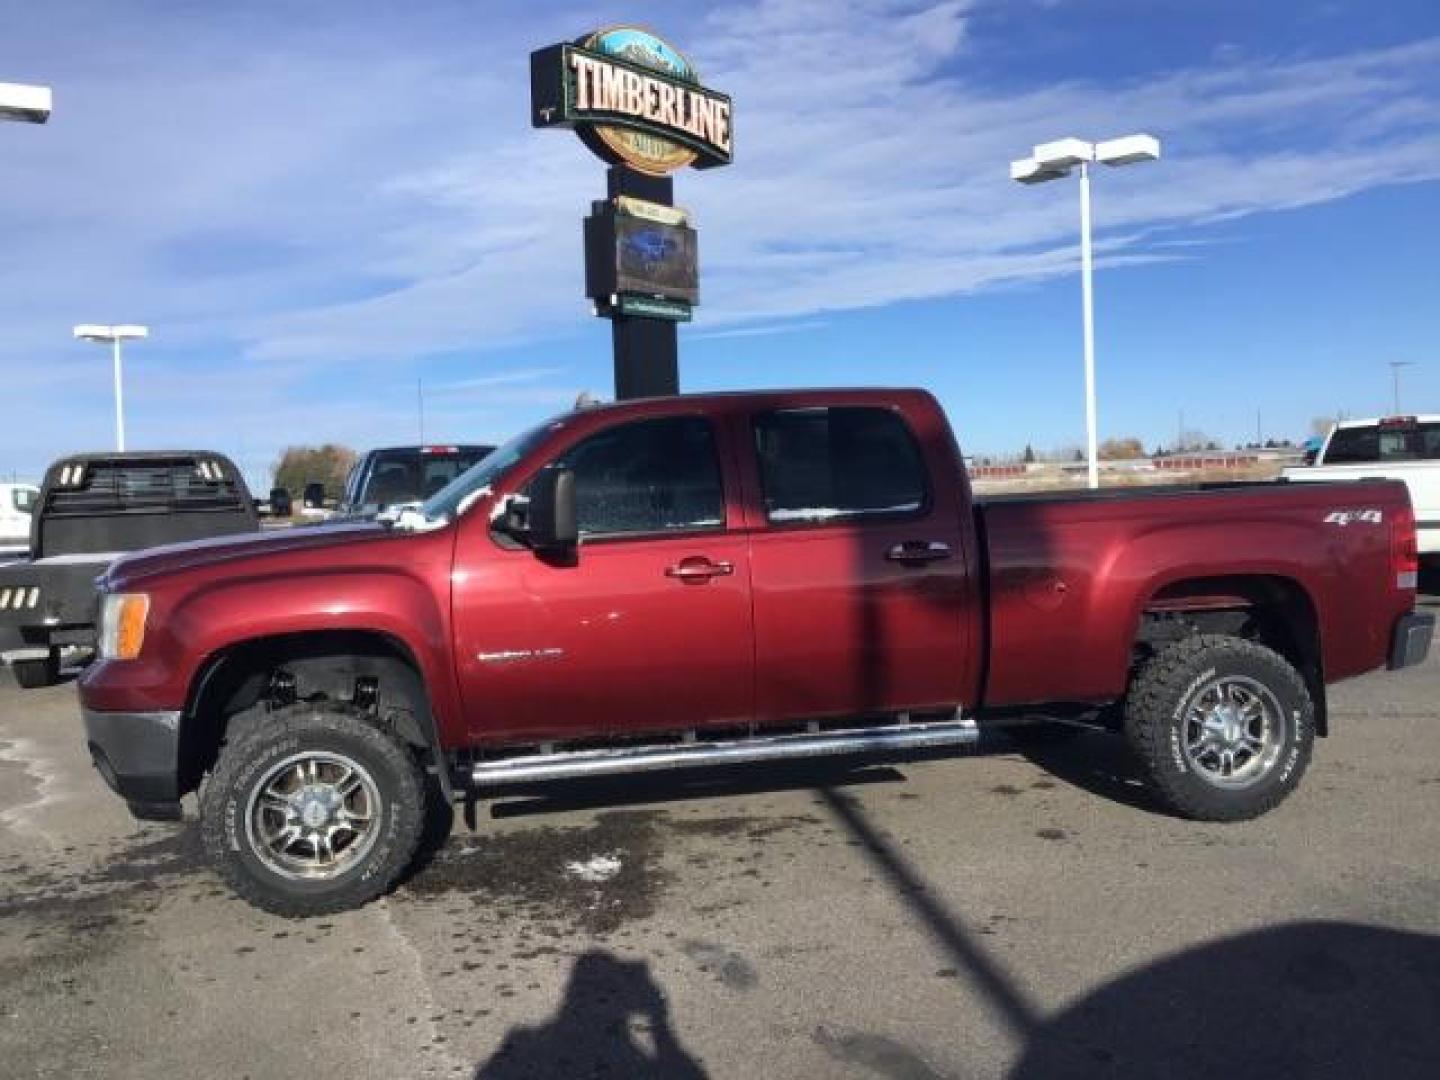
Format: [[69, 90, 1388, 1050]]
[[11, 647, 61, 689], [200, 703, 426, 916], [1124, 635, 1314, 822]]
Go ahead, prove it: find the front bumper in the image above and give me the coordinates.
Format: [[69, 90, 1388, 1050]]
[[1388, 610, 1435, 671], [81, 706, 183, 821]]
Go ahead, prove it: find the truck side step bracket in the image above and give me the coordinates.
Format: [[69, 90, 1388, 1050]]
[[469, 719, 980, 786]]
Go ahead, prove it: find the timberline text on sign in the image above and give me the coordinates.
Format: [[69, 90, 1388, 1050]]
[[567, 51, 732, 158]]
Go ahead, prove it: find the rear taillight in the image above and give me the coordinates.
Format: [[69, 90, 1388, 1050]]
[[1393, 503, 1418, 590]]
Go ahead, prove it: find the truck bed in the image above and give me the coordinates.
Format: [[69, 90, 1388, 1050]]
[[976, 476, 1412, 708]]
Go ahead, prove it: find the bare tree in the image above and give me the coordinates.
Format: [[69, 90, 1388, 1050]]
[[272, 444, 358, 501], [1098, 437, 1145, 460]]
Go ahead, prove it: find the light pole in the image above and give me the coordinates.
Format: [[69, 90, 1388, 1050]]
[[1389, 361, 1414, 415], [1011, 134, 1161, 488], [0, 81, 51, 125], [74, 325, 149, 451]]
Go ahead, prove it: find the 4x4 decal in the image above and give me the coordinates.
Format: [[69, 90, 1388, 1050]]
[[1324, 509, 1384, 526]]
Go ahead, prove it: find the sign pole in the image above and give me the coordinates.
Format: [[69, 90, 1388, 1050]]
[[607, 166, 679, 399]]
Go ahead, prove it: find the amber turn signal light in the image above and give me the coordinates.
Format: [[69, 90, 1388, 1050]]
[[99, 593, 150, 660]]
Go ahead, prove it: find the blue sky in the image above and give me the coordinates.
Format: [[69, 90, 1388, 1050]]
[[2, 0, 1438, 488]]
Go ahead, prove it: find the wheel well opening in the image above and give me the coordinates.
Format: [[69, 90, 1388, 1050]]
[[1136, 575, 1327, 734], [180, 629, 434, 795]]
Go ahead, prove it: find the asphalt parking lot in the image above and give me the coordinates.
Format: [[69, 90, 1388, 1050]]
[[3, 609, 1439, 1080]]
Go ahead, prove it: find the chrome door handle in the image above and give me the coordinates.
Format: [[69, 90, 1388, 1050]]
[[885, 541, 952, 564], [666, 557, 735, 582]]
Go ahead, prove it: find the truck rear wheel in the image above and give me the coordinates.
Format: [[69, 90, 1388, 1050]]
[[1124, 635, 1313, 822], [200, 702, 426, 916]]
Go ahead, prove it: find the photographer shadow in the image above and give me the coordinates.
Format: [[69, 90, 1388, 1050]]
[[474, 950, 707, 1079]]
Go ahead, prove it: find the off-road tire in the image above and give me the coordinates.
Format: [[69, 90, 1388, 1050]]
[[200, 702, 426, 916], [1124, 635, 1313, 822], [10, 648, 60, 689]]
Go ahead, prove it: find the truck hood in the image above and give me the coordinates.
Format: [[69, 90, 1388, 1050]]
[[103, 522, 405, 588]]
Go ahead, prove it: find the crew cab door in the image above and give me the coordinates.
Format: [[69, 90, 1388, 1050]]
[[452, 414, 754, 744], [742, 403, 972, 721]]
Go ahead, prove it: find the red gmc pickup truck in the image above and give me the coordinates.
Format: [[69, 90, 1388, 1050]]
[[78, 389, 1433, 915]]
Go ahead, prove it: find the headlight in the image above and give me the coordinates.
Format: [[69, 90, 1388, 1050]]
[[98, 592, 150, 660]]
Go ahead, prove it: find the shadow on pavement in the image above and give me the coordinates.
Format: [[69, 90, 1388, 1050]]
[[820, 786, 1440, 1079], [1014, 920, 1440, 1078], [1007, 729, 1172, 816], [473, 950, 707, 1079], [819, 787, 1042, 1038]]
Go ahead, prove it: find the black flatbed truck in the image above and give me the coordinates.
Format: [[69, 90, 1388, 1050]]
[[0, 451, 258, 687]]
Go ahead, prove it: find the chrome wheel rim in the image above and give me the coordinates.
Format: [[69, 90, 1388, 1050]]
[[1182, 675, 1287, 790], [245, 751, 382, 881]]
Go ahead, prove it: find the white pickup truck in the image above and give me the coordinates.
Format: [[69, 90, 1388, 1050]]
[[0, 483, 39, 550], [1284, 415, 1440, 560]]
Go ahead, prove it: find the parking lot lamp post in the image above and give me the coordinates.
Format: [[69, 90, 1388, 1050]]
[[1389, 361, 1413, 415], [74, 325, 149, 451], [0, 82, 51, 125], [1010, 134, 1161, 489]]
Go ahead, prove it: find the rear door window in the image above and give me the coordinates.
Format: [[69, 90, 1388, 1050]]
[[1325, 422, 1440, 464], [753, 406, 927, 525]]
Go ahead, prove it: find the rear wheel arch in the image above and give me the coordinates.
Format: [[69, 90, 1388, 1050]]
[[181, 629, 451, 798], [1134, 574, 1327, 734]]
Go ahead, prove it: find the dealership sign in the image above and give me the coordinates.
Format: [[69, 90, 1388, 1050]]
[[531, 26, 732, 176]]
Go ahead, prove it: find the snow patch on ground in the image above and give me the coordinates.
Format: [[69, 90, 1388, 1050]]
[[564, 852, 622, 882], [0, 735, 67, 847]]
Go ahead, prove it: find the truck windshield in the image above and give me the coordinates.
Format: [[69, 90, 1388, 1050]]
[[357, 446, 495, 509], [420, 421, 559, 522]]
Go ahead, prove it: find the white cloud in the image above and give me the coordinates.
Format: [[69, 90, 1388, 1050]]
[[252, 8, 1440, 358], [435, 365, 571, 390], [690, 319, 829, 341], [0, 3, 1437, 476]]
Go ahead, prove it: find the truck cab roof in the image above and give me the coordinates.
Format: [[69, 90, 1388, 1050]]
[[1331, 415, 1440, 429]]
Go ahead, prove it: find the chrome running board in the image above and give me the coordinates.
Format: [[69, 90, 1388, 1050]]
[[470, 719, 978, 786]]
